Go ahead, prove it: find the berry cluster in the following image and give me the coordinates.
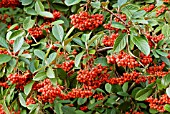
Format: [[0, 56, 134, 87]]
[[163, 0, 170, 2], [0, 105, 5, 114], [107, 71, 146, 85], [0, 82, 9, 88], [106, 55, 116, 64], [26, 97, 36, 106], [143, 4, 155, 12], [0, 49, 9, 54], [156, 5, 168, 17], [28, 22, 51, 39], [125, 111, 144, 114], [51, 10, 61, 21], [77, 64, 109, 89], [115, 51, 140, 68], [145, 94, 170, 112], [80, 106, 88, 111], [0, 14, 9, 23], [114, 14, 127, 22], [34, 79, 64, 103], [140, 53, 152, 65], [103, 23, 119, 31], [146, 33, 164, 43], [93, 93, 104, 100], [70, 11, 104, 31], [0, 0, 20, 8], [66, 88, 93, 99], [102, 33, 119, 46], [146, 62, 165, 75], [7, 70, 32, 90], [56, 60, 74, 72]]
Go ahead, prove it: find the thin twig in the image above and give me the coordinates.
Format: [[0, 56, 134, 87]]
[[97, 47, 113, 52]]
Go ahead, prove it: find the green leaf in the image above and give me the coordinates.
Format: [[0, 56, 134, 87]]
[[75, 110, 85, 114], [149, 109, 158, 113], [35, 0, 44, 13], [20, 0, 33, 5], [166, 86, 170, 98], [117, 92, 129, 96], [24, 81, 34, 96], [165, 11, 170, 23], [33, 72, 47, 81], [47, 52, 57, 64], [75, 51, 85, 67], [61, 106, 76, 114], [91, 1, 101, 9], [111, 21, 125, 29], [113, 33, 126, 52], [0, 54, 12, 65], [54, 102, 63, 114], [34, 49, 45, 60], [132, 10, 146, 18], [56, 68, 67, 80], [19, 93, 26, 107], [122, 82, 128, 92], [160, 56, 170, 66], [39, 11, 54, 18], [23, 17, 35, 30], [13, 37, 24, 53], [156, 50, 168, 56], [51, 20, 64, 25], [47, 67, 55, 78], [10, 30, 25, 40], [161, 73, 170, 87], [135, 88, 152, 101], [26, 8, 37, 15], [162, 24, 170, 37], [164, 104, 170, 112], [0, 36, 9, 49], [131, 36, 150, 56], [118, 0, 127, 7], [52, 24, 64, 42], [94, 57, 109, 66], [7, 24, 18, 31], [77, 98, 87, 105], [105, 83, 112, 93], [64, 0, 81, 6]]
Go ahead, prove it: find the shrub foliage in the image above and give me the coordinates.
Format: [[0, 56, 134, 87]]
[[0, 0, 170, 114]]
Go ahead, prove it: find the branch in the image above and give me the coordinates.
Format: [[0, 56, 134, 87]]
[[102, 6, 128, 26], [97, 47, 113, 52]]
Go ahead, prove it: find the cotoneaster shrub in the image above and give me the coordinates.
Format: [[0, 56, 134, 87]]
[[0, 0, 170, 114]]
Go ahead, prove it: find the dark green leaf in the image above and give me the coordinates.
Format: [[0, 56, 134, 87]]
[[75, 51, 85, 67], [24, 81, 34, 96], [56, 68, 67, 80], [117, 92, 129, 96], [33, 72, 47, 81], [122, 82, 128, 92], [77, 98, 87, 105], [64, 0, 81, 6], [61, 106, 76, 114], [91, 1, 101, 9], [35, 0, 44, 13], [39, 11, 54, 18], [131, 36, 150, 56], [0, 36, 8, 49], [113, 33, 126, 52], [94, 57, 109, 66], [54, 102, 63, 114], [52, 24, 64, 42], [10, 30, 25, 40], [20, 0, 32, 5], [135, 88, 152, 101], [23, 17, 35, 30], [34, 49, 45, 60], [161, 73, 170, 87], [19, 93, 26, 107], [13, 37, 24, 53], [111, 21, 126, 29]]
